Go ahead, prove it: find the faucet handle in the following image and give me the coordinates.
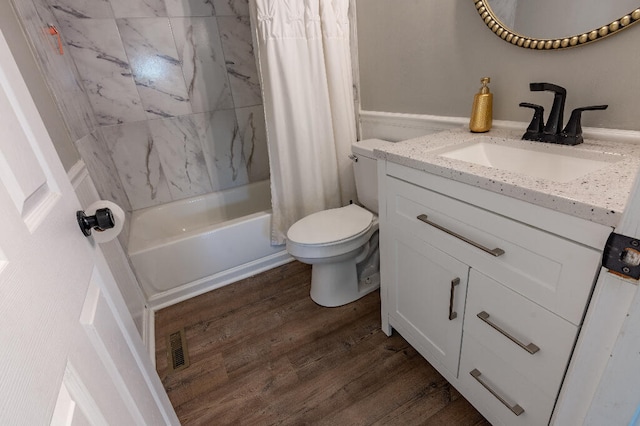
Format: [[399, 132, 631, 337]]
[[559, 105, 608, 145], [519, 102, 545, 141]]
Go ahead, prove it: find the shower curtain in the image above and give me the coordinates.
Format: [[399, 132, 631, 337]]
[[251, 0, 357, 244]]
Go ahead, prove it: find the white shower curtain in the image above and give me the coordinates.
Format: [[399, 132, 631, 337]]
[[251, 0, 357, 244]]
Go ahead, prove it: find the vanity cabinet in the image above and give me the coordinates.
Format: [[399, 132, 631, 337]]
[[379, 161, 609, 426]]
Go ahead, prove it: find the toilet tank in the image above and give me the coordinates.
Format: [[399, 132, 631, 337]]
[[351, 139, 394, 214]]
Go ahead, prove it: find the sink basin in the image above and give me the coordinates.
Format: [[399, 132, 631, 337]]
[[437, 139, 622, 183]]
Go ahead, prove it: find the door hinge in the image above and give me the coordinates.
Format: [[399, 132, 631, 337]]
[[602, 232, 640, 280]]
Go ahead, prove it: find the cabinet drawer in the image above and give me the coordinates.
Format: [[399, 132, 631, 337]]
[[459, 333, 556, 426], [466, 269, 578, 395], [386, 175, 601, 324]]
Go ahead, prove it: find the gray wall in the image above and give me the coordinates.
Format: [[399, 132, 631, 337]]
[[0, 0, 80, 171], [356, 0, 640, 131]]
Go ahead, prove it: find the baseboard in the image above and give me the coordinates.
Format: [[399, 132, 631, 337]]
[[143, 305, 156, 367], [146, 250, 294, 311], [359, 110, 640, 144]]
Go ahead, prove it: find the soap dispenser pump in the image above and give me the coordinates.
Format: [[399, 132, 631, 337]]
[[469, 77, 493, 133]]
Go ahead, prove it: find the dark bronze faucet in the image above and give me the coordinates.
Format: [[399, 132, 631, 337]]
[[520, 82, 608, 145]]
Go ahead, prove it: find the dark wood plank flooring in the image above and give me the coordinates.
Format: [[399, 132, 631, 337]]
[[155, 261, 490, 425]]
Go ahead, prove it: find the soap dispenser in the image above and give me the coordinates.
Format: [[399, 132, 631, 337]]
[[469, 77, 493, 133]]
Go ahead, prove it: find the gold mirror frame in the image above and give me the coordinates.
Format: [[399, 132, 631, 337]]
[[474, 0, 640, 50]]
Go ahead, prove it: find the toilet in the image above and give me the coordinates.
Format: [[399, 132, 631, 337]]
[[286, 139, 392, 307]]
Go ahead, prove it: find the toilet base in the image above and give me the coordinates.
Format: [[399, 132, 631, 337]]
[[309, 259, 380, 307]]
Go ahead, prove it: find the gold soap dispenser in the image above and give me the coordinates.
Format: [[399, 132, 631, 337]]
[[469, 77, 493, 133]]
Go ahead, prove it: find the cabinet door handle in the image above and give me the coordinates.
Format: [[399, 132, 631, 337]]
[[416, 214, 505, 257], [477, 311, 540, 354], [449, 277, 460, 320], [470, 369, 525, 416]]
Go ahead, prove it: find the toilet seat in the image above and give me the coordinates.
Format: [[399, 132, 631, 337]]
[[287, 204, 374, 246]]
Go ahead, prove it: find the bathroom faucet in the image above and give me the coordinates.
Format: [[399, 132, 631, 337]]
[[520, 82, 608, 145], [529, 82, 566, 143]]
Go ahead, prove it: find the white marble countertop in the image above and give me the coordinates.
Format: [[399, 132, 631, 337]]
[[373, 128, 640, 228]]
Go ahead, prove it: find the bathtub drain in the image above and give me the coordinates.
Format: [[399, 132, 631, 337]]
[[167, 329, 190, 373]]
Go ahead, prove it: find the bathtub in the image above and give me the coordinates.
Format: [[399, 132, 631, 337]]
[[128, 180, 291, 309]]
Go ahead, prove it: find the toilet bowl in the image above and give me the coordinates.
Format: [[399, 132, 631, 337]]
[[285, 139, 391, 307], [287, 204, 379, 307]]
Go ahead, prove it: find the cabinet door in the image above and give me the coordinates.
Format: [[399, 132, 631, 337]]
[[387, 226, 469, 377]]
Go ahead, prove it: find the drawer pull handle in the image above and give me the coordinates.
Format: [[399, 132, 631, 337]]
[[449, 277, 460, 320], [416, 214, 505, 257], [477, 311, 540, 354], [470, 369, 525, 416]]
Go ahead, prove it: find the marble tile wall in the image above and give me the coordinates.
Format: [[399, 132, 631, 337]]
[[11, 0, 134, 248], [74, 129, 133, 246], [56, 16, 148, 124], [14, 0, 269, 212], [217, 15, 261, 107]]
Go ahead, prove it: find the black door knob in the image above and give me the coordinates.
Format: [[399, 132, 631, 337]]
[[77, 208, 115, 237]]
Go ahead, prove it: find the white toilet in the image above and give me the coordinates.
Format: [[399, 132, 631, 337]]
[[286, 139, 392, 307]]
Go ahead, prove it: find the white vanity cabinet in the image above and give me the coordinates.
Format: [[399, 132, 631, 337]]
[[378, 161, 611, 426]]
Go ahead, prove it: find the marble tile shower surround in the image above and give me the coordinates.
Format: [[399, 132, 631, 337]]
[[214, 0, 249, 16], [101, 121, 174, 210], [165, 0, 213, 17], [57, 16, 148, 124], [100, 105, 269, 210], [148, 113, 215, 198], [50, 0, 248, 18], [117, 18, 193, 119], [110, 0, 167, 18], [101, 0, 251, 17], [12, 0, 271, 212], [74, 129, 133, 247], [10, 0, 97, 141], [9, 0, 134, 244], [236, 104, 270, 182], [51, 0, 258, 127], [171, 17, 234, 113], [74, 130, 133, 212], [217, 15, 262, 108]]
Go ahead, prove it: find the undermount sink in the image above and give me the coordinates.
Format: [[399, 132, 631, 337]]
[[437, 138, 622, 183]]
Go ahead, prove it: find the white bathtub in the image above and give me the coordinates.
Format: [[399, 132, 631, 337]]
[[128, 180, 291, 309]]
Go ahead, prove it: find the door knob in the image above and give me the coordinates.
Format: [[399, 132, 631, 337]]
[[76, 208, 115, 237]]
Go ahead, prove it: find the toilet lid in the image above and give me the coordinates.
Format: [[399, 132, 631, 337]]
[[287, 204, 373, 245]]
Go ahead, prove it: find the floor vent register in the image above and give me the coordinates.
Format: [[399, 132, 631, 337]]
[[167, 329, 190, 373]]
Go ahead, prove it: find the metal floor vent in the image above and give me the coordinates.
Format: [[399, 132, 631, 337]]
[[167, 329, 190, 373]]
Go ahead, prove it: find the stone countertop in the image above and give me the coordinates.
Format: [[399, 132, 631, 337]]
[[373, 128, 640, 228]]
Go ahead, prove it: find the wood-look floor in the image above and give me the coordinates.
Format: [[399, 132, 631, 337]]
[[155, 261, 490, 425]]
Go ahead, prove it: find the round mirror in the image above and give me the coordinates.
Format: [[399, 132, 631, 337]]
[[474, 0, 640, 50]]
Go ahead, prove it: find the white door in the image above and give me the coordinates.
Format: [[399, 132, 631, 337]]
[[0, 28, 178, 425]]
